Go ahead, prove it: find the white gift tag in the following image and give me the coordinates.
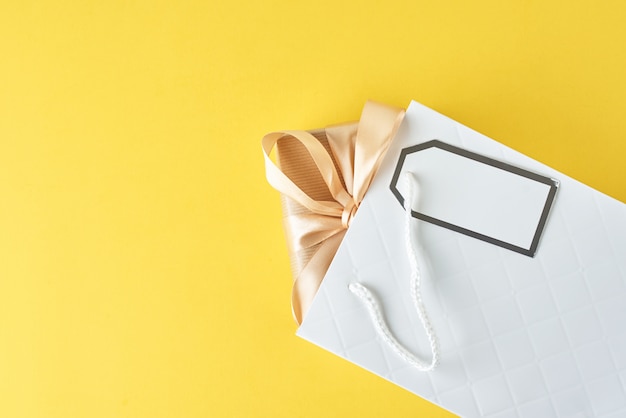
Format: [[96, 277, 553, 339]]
[[390, 140, 558, 256]]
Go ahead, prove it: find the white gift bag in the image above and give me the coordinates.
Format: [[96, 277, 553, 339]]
[[298, 100, 626, 418]]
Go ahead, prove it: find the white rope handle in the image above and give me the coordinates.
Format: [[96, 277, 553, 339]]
[[348, 172, 439, 372]]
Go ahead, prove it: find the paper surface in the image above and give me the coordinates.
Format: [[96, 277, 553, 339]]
[[297, 101, 626, 417]]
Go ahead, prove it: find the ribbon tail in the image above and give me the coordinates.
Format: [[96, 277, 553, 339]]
[[352, 101, 405, 202], [291, 231, 345, 325]]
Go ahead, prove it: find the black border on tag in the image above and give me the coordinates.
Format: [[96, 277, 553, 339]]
[[389, 140, 559, 257]]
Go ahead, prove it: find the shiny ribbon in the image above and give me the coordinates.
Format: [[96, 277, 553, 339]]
[[263, 101, 405, 324]]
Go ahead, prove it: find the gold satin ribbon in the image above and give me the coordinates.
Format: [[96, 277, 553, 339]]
[[263, 101, 405, 324]]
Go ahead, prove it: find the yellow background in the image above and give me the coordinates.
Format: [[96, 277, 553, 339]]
[[1, 0, 625, 416]]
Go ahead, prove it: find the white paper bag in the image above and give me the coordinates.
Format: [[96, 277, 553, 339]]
[[298, 100, 626, 418]]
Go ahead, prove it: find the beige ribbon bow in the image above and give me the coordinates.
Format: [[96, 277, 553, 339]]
[[263, 101, 405, 324]]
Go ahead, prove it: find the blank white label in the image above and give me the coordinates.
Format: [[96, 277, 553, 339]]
[[390, 140, 558, 256]]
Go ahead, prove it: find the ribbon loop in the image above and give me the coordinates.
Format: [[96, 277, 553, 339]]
[[341, 201, 358, 228], [263, 101, 405, 324]]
